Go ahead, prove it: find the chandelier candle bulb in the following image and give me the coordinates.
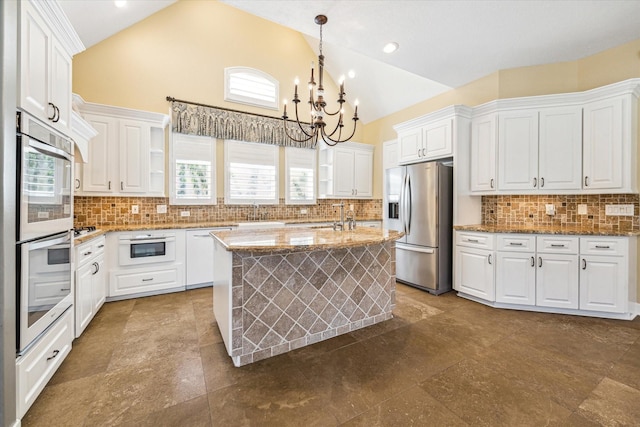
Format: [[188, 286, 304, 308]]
[[283, 99, 287, 117]]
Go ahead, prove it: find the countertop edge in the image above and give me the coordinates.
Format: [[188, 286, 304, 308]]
[[454, 224, 640, 237]]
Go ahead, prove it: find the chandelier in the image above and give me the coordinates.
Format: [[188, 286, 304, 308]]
[[282, 15, 359, 147]]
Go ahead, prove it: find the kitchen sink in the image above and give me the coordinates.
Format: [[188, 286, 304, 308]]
[[236, 221, 286, 229]]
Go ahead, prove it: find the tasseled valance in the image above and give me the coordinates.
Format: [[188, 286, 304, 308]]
[[168, 97, 314, 149]]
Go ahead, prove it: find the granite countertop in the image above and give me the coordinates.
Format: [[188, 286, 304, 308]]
[[454, 224, 640, 237], [74, 229, 108, 245], [211, 226, 404, 253]]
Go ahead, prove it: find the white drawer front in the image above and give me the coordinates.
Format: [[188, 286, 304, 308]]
[[16, 308, 73, 418], [93, 235, 106, 257], [456, 232, 495, 249], [110, 267, 181, 297], [536, 236, 579, 254], [497, 234, 536, 252], [580, 237, 627, 256]]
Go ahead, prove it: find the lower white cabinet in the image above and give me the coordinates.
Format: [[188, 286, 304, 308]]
[[75, 235, 106, 337], [186, 228, 231, 288], [16, 308, 73, 418], [455, 246, 495, 301], [535, 253, 579, 309], [496, 251, 536, 305], [109, 266, 183, 298]]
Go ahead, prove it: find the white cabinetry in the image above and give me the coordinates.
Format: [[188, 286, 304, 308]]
[[470, 114, 497, 192], [76, 100, 169, 196], [75, 235, 106, 337], [18, 1, 83, 136], [186, 228, 232, 289], [495, 235, 536, 305], [16, 308, 73, 419], [498, 110, 538, 191], [382, 140, 398, 170], [454, 232, 495, 301], [579, 237, 630, 313], [396, 117, 453, 165], [318, 141, 373, 198]]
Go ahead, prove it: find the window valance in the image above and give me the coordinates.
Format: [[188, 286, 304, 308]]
[[167, 97, 314, 149]]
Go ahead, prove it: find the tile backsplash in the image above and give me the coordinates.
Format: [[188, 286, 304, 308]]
[[74, 197, 382, 227], [482, 194, 640, 231]]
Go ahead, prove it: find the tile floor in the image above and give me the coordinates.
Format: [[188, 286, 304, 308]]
[[22, 284, 640, 426]]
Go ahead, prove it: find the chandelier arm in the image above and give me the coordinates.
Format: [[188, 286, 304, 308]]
[[322, 120, 358, 145], [292, 101, 316, 138], [282, 119, 315, 143]]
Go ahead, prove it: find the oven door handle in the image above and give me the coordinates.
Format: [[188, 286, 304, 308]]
[[28, 232, 71, 250], [129, 236, 168, 241], [28, 139, 71, 162]]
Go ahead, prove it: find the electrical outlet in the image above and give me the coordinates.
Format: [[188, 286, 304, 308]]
[[578, 204, 588, 215], [605, 204, 634, 216], [300, 209, 308, 214], [180, 211, 190, 217], [157, 204, 167, 214], [545, 204, 555, 215], [131, 205, 139, 214]]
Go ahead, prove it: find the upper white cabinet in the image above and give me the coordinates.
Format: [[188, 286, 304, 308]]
[[382, 140, 398, 170], [18, 0, 84, 136], [394, 106, 470, 165], [470, 79, 640, 195], [318, 141, 373, 198], [76, 100, 169, 197]]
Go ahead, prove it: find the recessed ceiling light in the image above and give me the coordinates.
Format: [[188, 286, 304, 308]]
[[383, 42, 399, 54], [348, 70, 356, 79], [114, 0, 127, 8]]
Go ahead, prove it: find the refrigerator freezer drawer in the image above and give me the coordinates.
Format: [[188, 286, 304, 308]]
[[396, 243, 451, 295]]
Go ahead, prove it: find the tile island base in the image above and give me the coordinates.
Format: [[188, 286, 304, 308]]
[[211, 227, 401, 366]]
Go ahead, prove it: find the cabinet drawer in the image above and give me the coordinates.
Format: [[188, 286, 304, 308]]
[[580, 237, 627, 256], [16, 308, 73, 418], [536, 236, 578, 254], [93, 235, 106, 256], [497, 234, 535, 252], [75, 235, 106, 267], [456, 232, 495, 249], [110, 266, 182, 297]]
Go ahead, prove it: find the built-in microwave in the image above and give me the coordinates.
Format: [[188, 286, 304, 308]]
[[17, 231, 73, 354], [118, 232, 177, 266], [17, 110, 73, 243]]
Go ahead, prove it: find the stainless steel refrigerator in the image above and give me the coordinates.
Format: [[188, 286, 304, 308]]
[[384, 160, 453, 294]]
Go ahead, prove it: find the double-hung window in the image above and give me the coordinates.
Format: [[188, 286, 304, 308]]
[[225, 140, 278, 205], [170, 133, 216, 205], [285, 147, 316, 204]]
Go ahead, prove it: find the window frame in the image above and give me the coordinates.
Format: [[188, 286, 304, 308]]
[[169, 133, 217, 206], [285, 146, 317, 205], [224, 66, 279, 110], [224, 140, 279, 205]]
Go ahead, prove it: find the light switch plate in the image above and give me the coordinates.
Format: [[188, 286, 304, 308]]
[[180, 211, 190, 217], [131, 205, 139, 214], [545, 204, 555, 215], [157, 204, 167, 214], [605, 204, 634, 216], [578, 204, 588, 215]]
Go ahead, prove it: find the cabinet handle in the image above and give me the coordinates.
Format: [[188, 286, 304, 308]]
[[108, 181, 111, 190], [540, 177, 544, 187], [582, 259, 587, 270], [509, 242, 523, 246], [490, 178, 494, 189], [46, 349, 60, 361], [355, 189, 358, 195], [60, 288, 70, 291], [52, 105, 60, 123], [97, 244, 105, 248], [595, 245, 610, 249], [83, 251, 92, 256], [142, 278, 154, 282], [530, 256, 535, 267], [538, 257, 542, 267], [75, 178, 80, 190], [487, 254, 492, 265], [47, 102, 56, 121], [92, 261, 100, 275], [422, 148, 426, 157], [121, 181, 124, 191], [533, 177, 537, 188], [466, 238, 479, 243], [584, 176, 589, 187], [417, 148, 421, 157], [550, 244, 565, 248]]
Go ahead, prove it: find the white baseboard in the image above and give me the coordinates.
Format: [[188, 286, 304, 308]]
[[633, 302, 640, 319], [11, 419, 21, 427]]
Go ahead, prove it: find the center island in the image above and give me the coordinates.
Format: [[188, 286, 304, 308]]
[[210, 226, 404, 366]]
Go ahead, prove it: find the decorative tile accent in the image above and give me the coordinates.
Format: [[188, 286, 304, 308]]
[[229, 241, 396, 366], [482, 194, 639, 232], [74, 197, 382, 227]]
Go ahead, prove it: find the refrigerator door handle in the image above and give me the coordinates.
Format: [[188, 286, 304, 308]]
[[400, 173, 408, 235], [406, 174, 412, 235], [396, 242, 434, 254]]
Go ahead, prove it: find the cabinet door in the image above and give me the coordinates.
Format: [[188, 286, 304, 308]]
[[397, 128, 422, 165], [496, 252, 536, 305], [455, 247, 495, 301], [498, 110, 539, 191], [583, 98, 623, 190], [49, 38, 72, 134], [538, 107, 582, 190], [580, 256, 627, 313], [82, 115, 117, 192], [119, 120, 150, 193], [536, 254, 578, 309], [470, 114, 497, 192], [382, 141, 398, 170], [186, 230, 215, 287], [75, 262, 94, 337], [423, 118, 452, 160], [353, 149, 373, 197], [333, 147, 355, 197], [92, 256, 106, 312], [19, 2, 51, 122]]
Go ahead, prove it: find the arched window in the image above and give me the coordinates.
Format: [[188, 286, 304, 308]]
[[224, 67, 279, 110]]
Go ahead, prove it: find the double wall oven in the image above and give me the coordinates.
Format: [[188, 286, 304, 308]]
[[16, 109, 74, 354]]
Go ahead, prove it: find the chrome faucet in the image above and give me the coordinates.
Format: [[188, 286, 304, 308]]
[[249, 201, 259, 221], [332, 201, 345, 231], [345, 209, 356, 230]]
